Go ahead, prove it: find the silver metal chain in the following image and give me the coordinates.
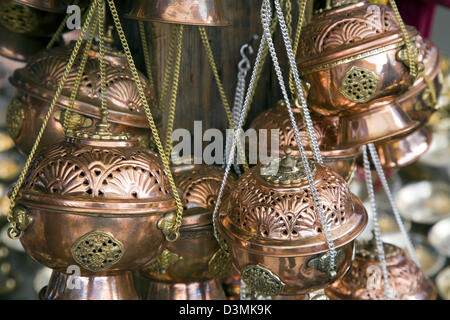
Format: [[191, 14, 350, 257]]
[[362, 145, 393, 300], [225, 43, 254, 176], [212, 24, 268, 250], [273, 0, 323, 163], [262, 0, 337, 269], [367, 143, 420, 266]]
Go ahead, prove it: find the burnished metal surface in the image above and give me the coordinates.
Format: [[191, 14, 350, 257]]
[[9, 42, 160, 154], [325, 241, 437, 300], [297, 1, 418, 115], [436, 267, 450, 300], [428, 218, 450, 257], [248, 100, 360, 182], [396, 182, 450, 224], [336, 97, 419, 148], [126, 0, 230, 26], [372, 126, 432, 169], [218, 153, 368, 296], [16, 138, 177, 299], [143, 164, 235, 299], [41, 271, 140, 300], [147, 279, 226, 300]]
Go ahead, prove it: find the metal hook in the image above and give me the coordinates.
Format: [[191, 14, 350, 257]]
[[238, 39, 256, 73]]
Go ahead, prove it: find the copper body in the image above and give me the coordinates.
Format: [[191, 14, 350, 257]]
[[147, 279, 226, 300], [218, 158, 368, 297], [326, 241, 437, 300], [125, 0, 230, 26], [248, 100, 360, 182], [369, 38, 442, 168], [9, 43, 159, 154], [297, 1, 417, 115], [17, 138, 177, 300], [143, 164, 234, 300]]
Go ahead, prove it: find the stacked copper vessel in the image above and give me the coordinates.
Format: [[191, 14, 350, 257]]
[[12, 137, 176, 299], [142, 163, 235, 300], [7, 40, 160, 154], [297, 0, 440, 168], [325, 241, 436, 300], [217, 150, 368, 299]]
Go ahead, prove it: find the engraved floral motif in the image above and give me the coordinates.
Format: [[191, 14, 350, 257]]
[[23, 141, 171, 200]]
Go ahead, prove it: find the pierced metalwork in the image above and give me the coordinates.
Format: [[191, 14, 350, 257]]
[[339, 66, 379, 103]]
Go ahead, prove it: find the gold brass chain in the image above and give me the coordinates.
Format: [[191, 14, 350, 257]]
[[388, 0, 417, 77], [198, 26, 249, 171], [159, 26, 179, 109], [63, 13, 99, 134], [138, 21, 156, 97], [97, 0, 108, 124], [7, 0, 100, 239], [106, 0, 184, 241], [164, 25, 184, 159]]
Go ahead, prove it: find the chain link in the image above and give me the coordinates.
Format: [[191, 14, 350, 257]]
[[289, 0, 307, 96], [97, 0, 108, 124], [159, 26, 178, 110], [198, 26, 249, 171], [362, 145, 393, 300], [138, 21, 156, 97], [106, 0, 184, 241], [7, 0, 100, 238], [388, 0, 417, 77], [263, 0, 337, 270], [164, 25, 184, 159], [63, 14, 99, 134], [367, 143, 420, 266]]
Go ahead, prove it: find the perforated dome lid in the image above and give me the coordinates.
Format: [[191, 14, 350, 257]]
[[18, 137, 176, 215], [219, 151, 367, 253], [298, 0, 417, 70], [10, 41, 159, 128]]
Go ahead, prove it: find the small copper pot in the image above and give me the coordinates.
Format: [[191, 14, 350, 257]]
[[325, 241, 437, 300], [14, 138, 177, 300], [143, 164, 235, 300], [248, 100, 360, 182], [297, 1, 419, 115], [218, 152, 368, 298], [8, 42, 160, 154]]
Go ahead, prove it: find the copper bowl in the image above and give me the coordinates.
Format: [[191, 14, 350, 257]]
[[8, 42, 160, 154], [13, 137, 176, 299], [142, 164, 234, 300], [325, 241, 437, 300], [218, 153, 368, 298], [297, 1, 419, 115], [248, 100, 360, 182]]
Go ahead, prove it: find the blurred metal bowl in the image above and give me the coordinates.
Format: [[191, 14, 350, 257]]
[[396, 181, 450, 224], [436, 267, 450, 300], [428, 218, 450, 257]]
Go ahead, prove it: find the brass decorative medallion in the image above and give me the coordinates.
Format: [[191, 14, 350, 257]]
[[208, 248, 233, 279], [0, 1, 38, 34], [53, 110, 93, 133], [145, 249, 183, 276], [339, 67, 379, 103], [6, 97, 24, 139], [71, 231, 124, 272], [307, 249, 344, 279], [241, 265, 285, 297]]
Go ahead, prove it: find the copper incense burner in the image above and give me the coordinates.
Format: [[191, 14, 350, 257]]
[[12, 137, 176, 299], [8, 39, 160, 154], [325, 241, 436, 300], [217, 150, 368, 299], [249, 100, 360, 182]]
